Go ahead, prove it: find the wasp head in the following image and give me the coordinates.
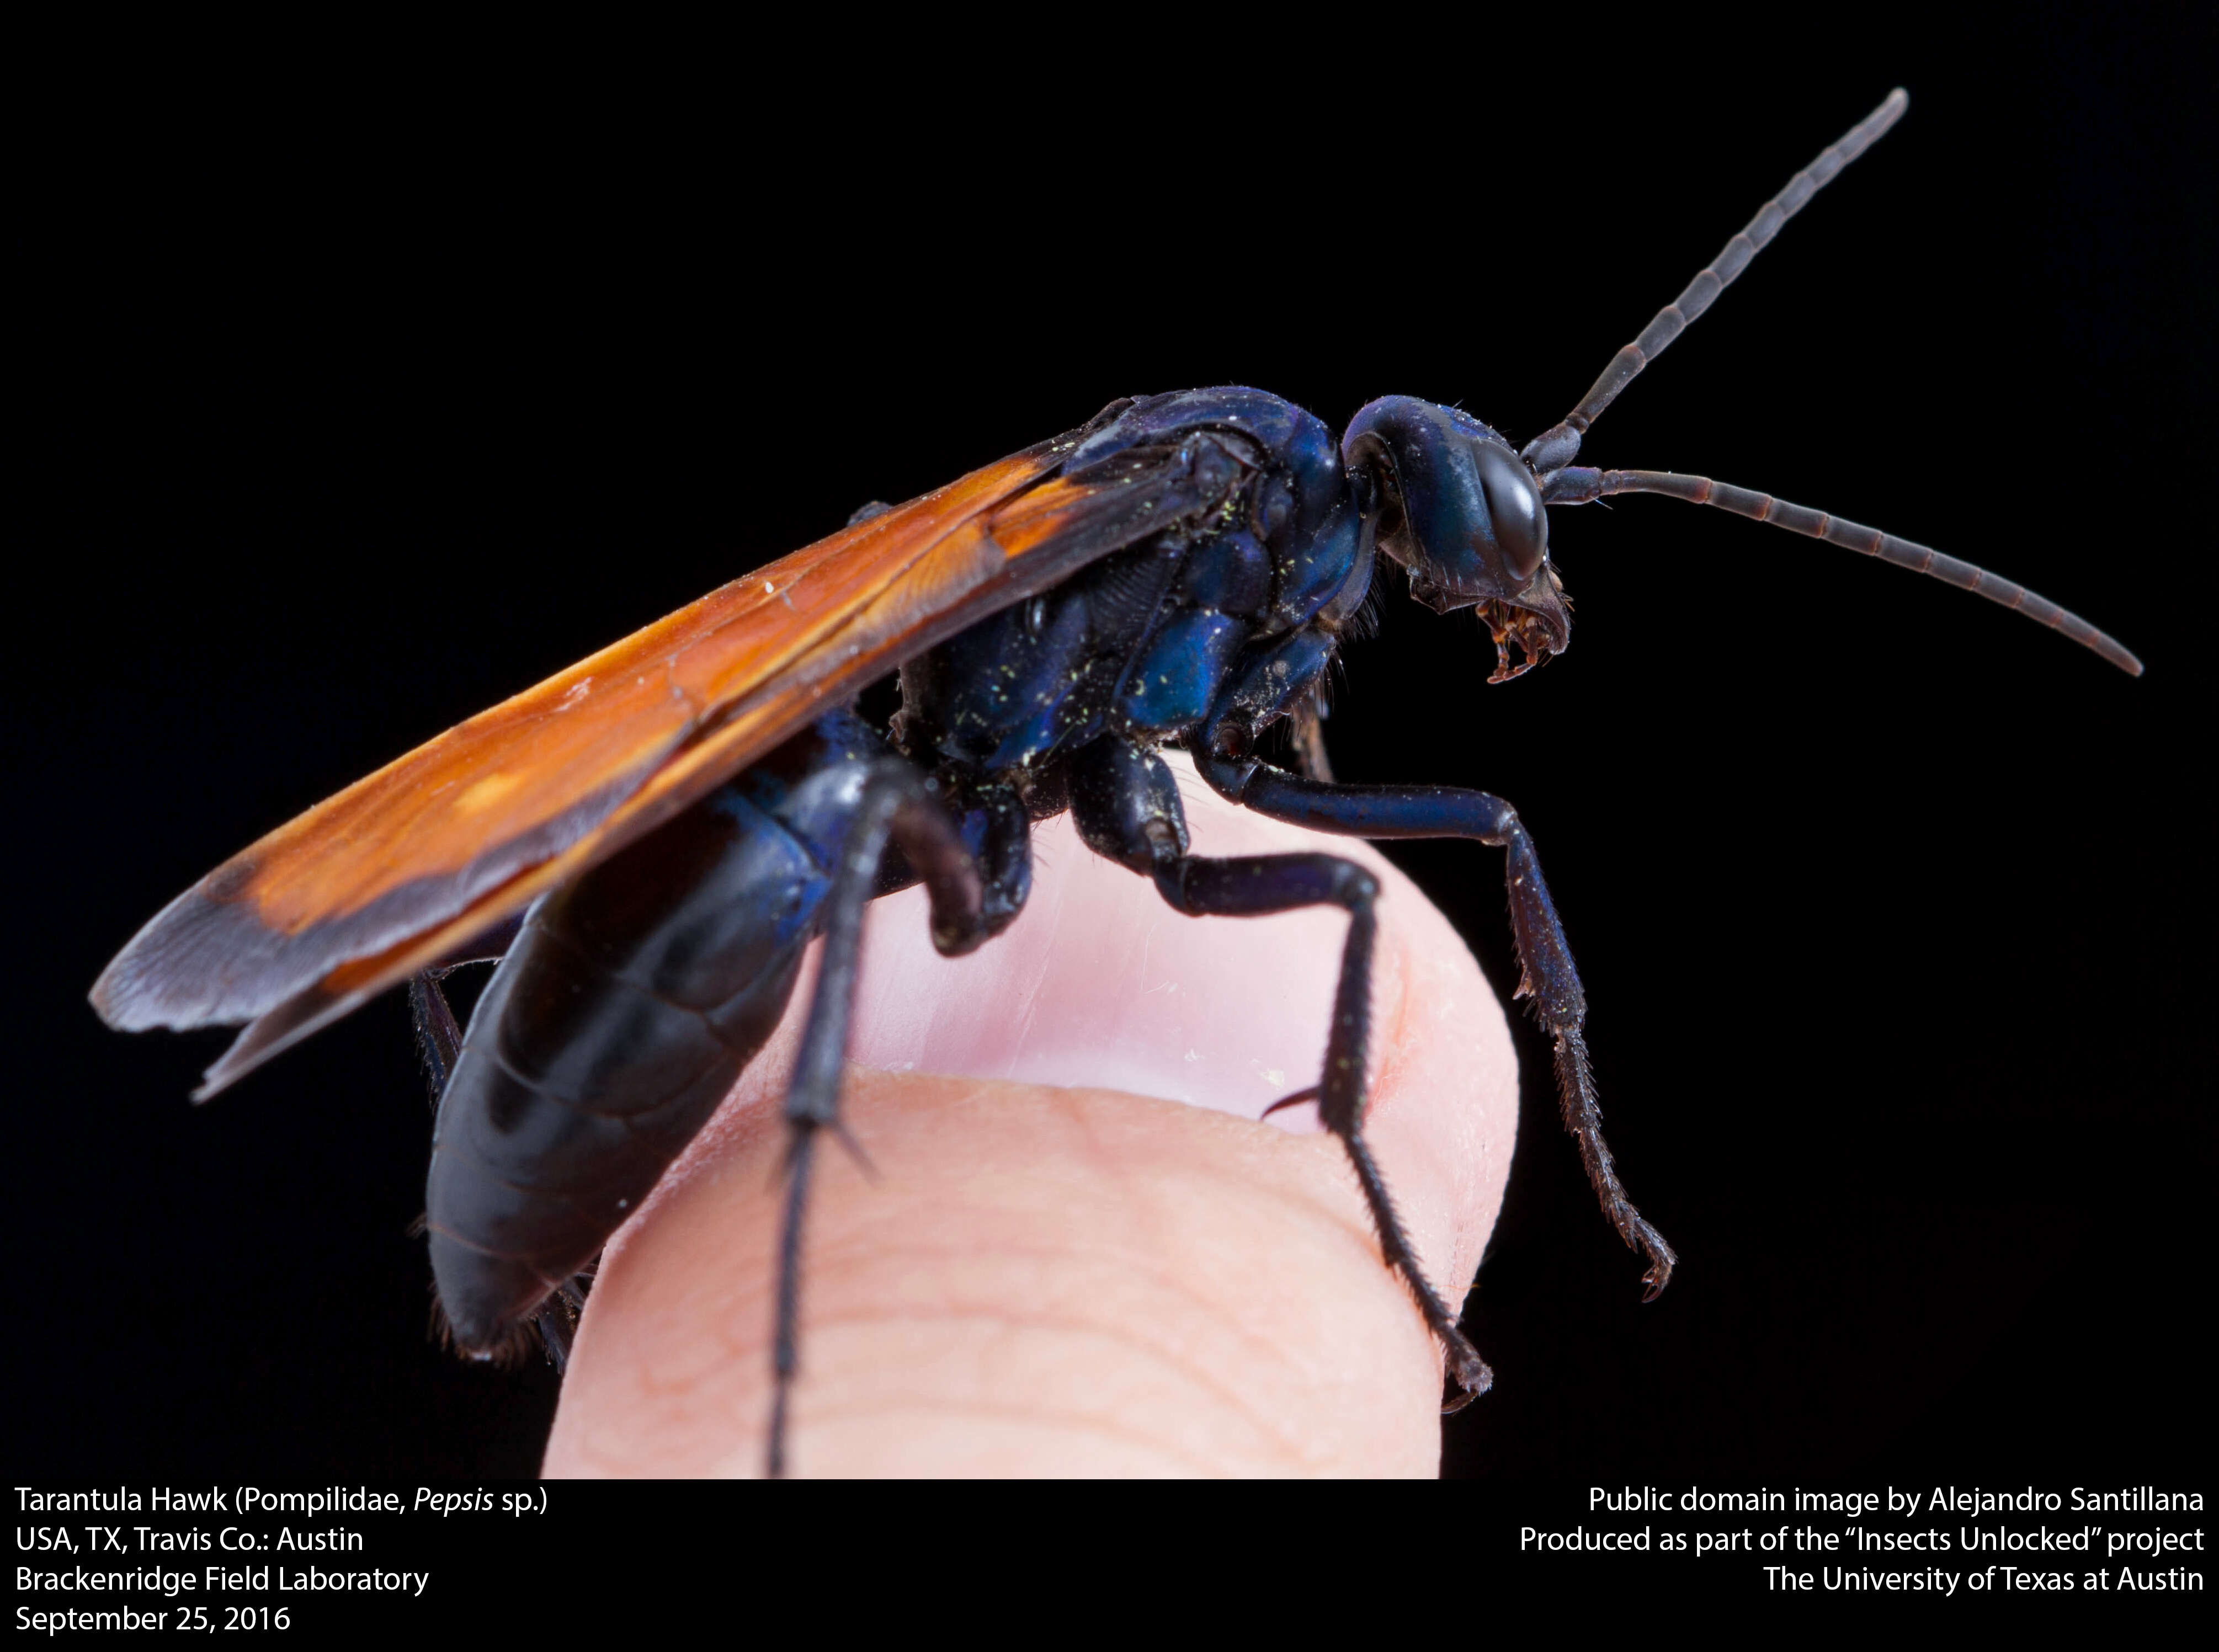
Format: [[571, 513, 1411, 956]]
[[1342, 396, 1569, 682]]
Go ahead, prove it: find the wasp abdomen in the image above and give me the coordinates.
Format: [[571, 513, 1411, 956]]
[[424, 722, 887, 1350]]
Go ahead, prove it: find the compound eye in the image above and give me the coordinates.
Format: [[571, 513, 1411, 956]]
[[1475, 443, 1547, 585]]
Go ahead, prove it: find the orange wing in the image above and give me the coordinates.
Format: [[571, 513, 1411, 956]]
[[94, 406, 1255, 1093]]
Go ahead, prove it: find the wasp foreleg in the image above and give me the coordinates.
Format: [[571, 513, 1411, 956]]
[[1203, 758, 1677, 1302], [1071, 736, 1494, 1409]]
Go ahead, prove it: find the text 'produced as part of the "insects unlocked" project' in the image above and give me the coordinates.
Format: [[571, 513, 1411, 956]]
[[1514, 1483, 2206, 1596]]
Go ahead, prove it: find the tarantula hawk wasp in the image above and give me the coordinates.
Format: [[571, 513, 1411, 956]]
[[94, 88, 2138, 1475]]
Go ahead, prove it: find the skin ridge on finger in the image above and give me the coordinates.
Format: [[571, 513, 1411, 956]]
[[549, 1075, 1451, 1477]]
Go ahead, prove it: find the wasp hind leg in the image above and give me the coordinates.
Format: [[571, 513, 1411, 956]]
[[1068, 736, 1494, 1410], [529, 1276, 592, 1373], [769, 758, 992, 1478]]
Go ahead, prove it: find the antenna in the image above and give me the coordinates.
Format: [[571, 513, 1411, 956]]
[[1521, 89, 1909, 476], [1542, 465, 2144, 675]]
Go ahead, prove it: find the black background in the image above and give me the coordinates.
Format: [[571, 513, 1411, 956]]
[[12, 11, 2210, 1484]]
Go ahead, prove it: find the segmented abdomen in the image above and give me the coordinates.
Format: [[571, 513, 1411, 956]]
[[426, 776, 834, 1349]]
